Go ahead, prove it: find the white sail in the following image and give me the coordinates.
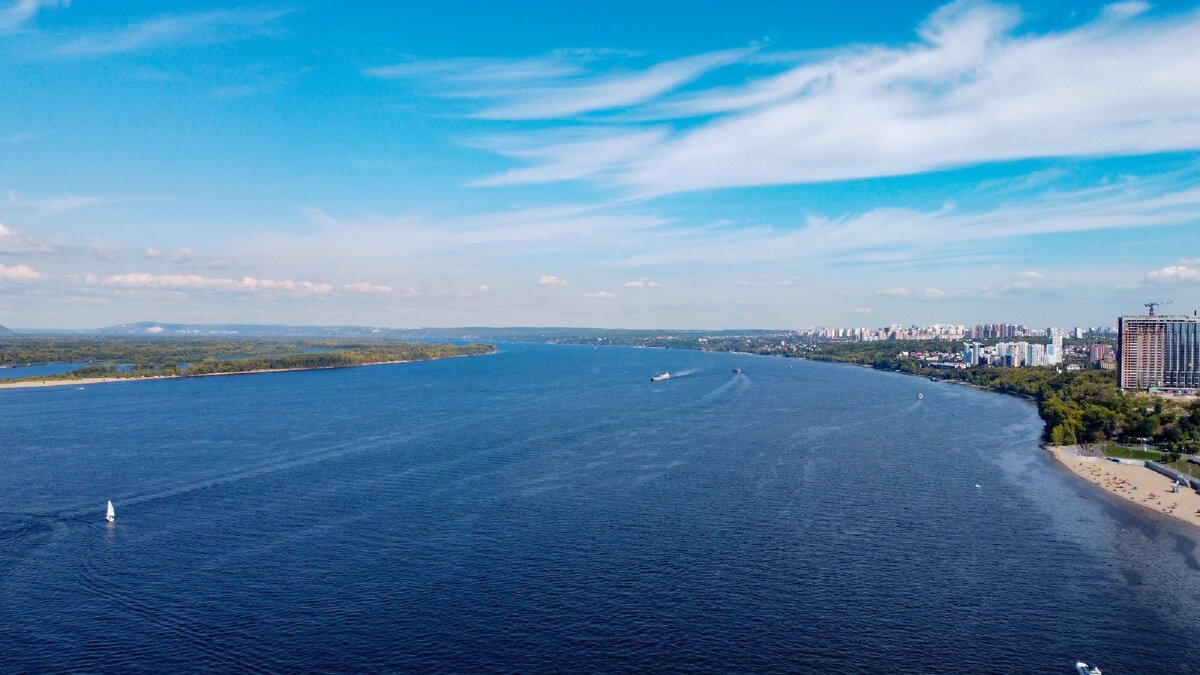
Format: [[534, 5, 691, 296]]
[[106, 500, 115, 522]]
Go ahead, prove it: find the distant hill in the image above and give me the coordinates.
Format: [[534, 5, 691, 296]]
[[0, 324, 11, 334]]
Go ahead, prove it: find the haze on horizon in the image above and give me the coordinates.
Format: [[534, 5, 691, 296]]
[[2, 0, 1199, 330]]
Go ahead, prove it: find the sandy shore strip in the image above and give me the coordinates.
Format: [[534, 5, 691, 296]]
[[1046, 445, 1200, 529], [0, 353, 491, 390]]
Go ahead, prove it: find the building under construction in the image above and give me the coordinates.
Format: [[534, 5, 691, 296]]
[[1118, 313, 1200, 391]]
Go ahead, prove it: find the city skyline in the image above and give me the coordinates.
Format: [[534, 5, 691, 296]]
[[3, 1, 1200, 329]]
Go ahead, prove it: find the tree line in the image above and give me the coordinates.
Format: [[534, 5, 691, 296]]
[[2, 338, 494, 382]]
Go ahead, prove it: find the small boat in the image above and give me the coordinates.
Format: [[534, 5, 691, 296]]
[[917, 393, 924, 400], [1076, 661, 1101, 675], [105, 500, 115, 523], [975, 484, 981, 489], [733, 368, 742, 374], [650, 372, 671, 382]]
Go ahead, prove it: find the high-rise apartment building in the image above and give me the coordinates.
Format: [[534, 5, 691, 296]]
[[1117, 314, 1200, 390]]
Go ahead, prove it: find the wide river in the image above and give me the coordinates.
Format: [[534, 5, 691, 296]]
[[1, 343, 1197, 672]]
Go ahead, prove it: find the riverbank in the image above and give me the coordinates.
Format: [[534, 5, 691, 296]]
[[0, 353, 489, 390], [1046, 445, 1200, 529]]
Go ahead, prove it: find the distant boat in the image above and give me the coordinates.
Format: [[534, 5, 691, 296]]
[[733, 368, 742, 374], [917, 393, 924, 400], [975, 484, 981, 489], [105, 500, 115, 523], [1076, 662, 1101, 675], [650, 372, 671, 382]]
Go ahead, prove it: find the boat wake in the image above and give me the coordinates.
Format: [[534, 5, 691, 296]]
[[700, 373, 750, 402]]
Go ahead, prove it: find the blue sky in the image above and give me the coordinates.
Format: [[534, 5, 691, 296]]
[[2, 0, 1199, 329]]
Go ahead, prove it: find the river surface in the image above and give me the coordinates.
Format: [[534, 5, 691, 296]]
[[1, 343, 1197, 673]]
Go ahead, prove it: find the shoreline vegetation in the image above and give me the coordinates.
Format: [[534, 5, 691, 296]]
[[0, 337, 495, 388]]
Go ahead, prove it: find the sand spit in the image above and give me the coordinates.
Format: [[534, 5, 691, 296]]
[[0, 354, 488, 390]]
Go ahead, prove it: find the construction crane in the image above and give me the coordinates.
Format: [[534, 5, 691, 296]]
[[1145, 300, 1173, 316]]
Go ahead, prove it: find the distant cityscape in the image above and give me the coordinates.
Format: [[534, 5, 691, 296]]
[[797, 323, 1109, 342], [798, 310, 1200, 395]]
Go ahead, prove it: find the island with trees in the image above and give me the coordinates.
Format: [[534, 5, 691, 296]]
[[0, 336, 494, 386]]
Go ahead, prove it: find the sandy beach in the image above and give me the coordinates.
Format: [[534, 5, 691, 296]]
[[0, 355, 491, 390], [1047, 445, 1200, 529], [0, 376, 170, 389]]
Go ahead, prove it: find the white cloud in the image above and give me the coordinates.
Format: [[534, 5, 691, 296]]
[[341, 281, 393, 294], [584, 290, 616, 299], [852, 307, 873, 315], [476, 284, 492, 292], [0, 263, 43, 282], [538, 274, 568, 287], [0, 0, 66, 34], [1014, 271, 1044, 280], [1147, 264, 1200, 283], [94, 273, 333, 295], [0, 221, 52, 254], [53, 9, 286, 57], [921, 287, 946, 300], [610, 178, 1200, 269], [623, 278, 662, 288], [144, 246, 164, 258], [462, 2, 1200, 195], [880, 287, 910, 297]]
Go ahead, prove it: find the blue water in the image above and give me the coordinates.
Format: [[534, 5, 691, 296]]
[[0, 362, 94, 381], [1, 343, 1197, 673]]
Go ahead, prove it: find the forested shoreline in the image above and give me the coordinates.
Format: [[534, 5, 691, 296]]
[[777, 340, 1199, 454], [0, 337, 494, 384]]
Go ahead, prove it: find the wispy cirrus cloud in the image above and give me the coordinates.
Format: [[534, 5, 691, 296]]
[[271, 203, 668, 265], [52, 8, 287, 57], [368, 47, 753, 120], [609, 176, 1200, 269], [5, 191, 165, 215], [449, 1, 1200, 196], [0, 0, 66, 34]]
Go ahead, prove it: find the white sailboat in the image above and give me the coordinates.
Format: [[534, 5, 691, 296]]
[[105, 500, 115, 522]]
